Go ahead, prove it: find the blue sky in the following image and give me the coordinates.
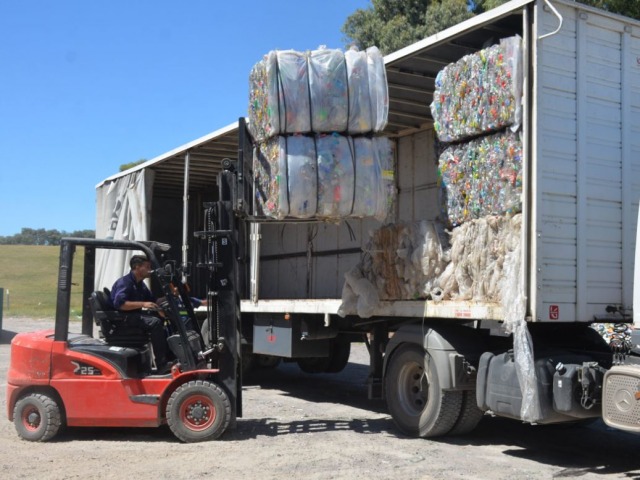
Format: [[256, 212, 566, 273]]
[[0, 0, 370, 236]]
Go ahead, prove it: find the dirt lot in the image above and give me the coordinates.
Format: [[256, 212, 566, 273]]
[[1, 316, 639, 480]]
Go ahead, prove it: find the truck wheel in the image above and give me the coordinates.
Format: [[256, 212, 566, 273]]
[[385, 344, 462, 438], [297, 339, 351, 374], [13, 393, 62, 442], [297, 356, 331, 373], [166, 380, 231, 443], [448, 390, 484, 435], [325, 339, 351, 373]]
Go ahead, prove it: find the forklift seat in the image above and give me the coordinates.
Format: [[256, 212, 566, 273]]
[[89, 289, 150, 349]]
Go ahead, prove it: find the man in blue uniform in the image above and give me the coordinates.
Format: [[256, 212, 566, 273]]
[[110, 255, 169, 371]]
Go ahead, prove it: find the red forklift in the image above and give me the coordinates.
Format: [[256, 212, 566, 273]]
[[6, 233, 242, 442]]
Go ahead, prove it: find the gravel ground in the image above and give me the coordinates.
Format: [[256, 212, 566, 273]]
[[1, 316, 639, 480]]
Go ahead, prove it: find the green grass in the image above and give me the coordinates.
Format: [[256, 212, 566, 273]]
[[0, 245, 85, 319]]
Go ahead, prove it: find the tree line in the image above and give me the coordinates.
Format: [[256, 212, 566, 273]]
[[0, 228, 95, 246]]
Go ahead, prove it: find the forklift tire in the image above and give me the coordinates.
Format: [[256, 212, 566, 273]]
[[166, 380, 231, 443], [13, 393, 63, 442], [385, 344, 463, 438]]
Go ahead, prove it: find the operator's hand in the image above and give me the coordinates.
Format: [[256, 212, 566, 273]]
[[142, 302, 166, 318]]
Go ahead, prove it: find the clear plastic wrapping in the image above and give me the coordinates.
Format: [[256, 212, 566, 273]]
[[430, 35, 522, 142], [438, 130, 523, 227], [500, 220, 542, 423], [248, 47, 389, 141], [366, 46, 389, 132], [253, 134, 395, 221], [309, 48, 348, 132], [316, 133, 355, 218]]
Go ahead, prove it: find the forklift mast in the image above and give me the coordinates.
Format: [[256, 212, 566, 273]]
[[194, 118, 253, 423]]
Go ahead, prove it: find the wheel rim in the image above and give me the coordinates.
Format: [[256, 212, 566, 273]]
[[396, 359, 428, 415], [179, 394, 216, 432], [21, 406, 41, 432]]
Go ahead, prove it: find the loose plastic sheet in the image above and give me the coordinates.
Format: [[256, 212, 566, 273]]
[[248, 47, 388, 141], [253, 134, 394, 221], [500, 220, 542, 423], [438, 130, 523, 226], [430, 36, 522, 142]]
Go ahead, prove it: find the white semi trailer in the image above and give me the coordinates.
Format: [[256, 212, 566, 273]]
[[97, 0, 640, 437]]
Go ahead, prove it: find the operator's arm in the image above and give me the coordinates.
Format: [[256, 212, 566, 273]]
[[119, 300, 159, 311]]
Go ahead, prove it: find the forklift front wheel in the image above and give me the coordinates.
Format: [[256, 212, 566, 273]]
[[13, 393, 63, 442], [166, 380, 231, 443]]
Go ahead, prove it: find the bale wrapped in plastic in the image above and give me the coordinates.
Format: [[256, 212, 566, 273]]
[[316, 133, 355, 218], [248, 50, 311, 141], [248, 46, 389, 141], [309, 48, 348, 132], [253, 133, 395, 221], [437, 213, 522, 302], [439, 130, 522, 226], [430, 36, 522, 142]]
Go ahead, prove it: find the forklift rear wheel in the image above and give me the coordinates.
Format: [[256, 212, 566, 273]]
[[166, 380, 231, 443], [13, 393, 63, 442]]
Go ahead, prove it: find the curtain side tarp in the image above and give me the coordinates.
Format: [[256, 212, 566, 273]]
[[95, 169, 155, 291]]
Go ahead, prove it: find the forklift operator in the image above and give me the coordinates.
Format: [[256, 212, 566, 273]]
[[110, 255, 169, 371]]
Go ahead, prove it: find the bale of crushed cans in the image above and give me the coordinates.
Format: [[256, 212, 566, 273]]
[[253, 134, 395, 221], [248, 46, 388, 142], [438, 129, 523, 227], [430, 36, 522, 142]]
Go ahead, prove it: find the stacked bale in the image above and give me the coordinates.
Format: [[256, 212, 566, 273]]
[[248, 46, 393, 221]]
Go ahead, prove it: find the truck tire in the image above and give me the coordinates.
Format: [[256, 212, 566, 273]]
[[297, 356, 331, 374], [385, 344, 463, 438], [325, 338, 351, 373], [13, 393, 63, 442], [297, 339, 351, 374], [448, 390, 484, 435], [166, 380, 230, 443]]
